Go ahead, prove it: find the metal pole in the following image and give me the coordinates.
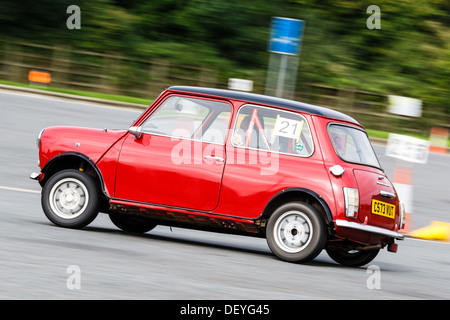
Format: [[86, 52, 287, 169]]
[[276, 54, 288, 98]]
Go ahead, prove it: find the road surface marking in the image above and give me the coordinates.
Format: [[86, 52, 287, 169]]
[[0, 186, 41, 194]]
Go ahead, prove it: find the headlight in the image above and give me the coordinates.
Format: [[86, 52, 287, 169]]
[[343, 187, 359, 218], [36, 128, 45, 149]]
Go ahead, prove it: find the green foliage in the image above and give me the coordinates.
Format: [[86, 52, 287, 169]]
[[0, 0, 448, 112]]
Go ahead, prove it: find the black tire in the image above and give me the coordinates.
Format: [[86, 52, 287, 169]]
[[109, 213, 157, 233], [326, 247, 380, 267], [266, 202, 327, 263], [41, 169, 100, 229]]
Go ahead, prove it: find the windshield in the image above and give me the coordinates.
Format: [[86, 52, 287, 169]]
[[328, 124, 381, 168]]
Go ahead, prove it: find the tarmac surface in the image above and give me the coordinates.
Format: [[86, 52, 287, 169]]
[[1, 89, 449, 300]]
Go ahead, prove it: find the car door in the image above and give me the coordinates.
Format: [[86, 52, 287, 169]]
[[216, 104, 323, 219], [114, 95, 232, 211]]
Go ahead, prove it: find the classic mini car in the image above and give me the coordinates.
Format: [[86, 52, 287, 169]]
[[30, 86, 405, 266]]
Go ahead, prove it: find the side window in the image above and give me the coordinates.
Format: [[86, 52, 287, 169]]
[[328, 124, 380, 167], [328, 125, 359, 162], [231, 104, 314, 157], [141, 96, 231, 144]]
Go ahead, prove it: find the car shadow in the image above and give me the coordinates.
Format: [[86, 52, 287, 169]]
[[86, 225, 357, 269], [85, 224, 274, 257], [37, 220, 400, 270]]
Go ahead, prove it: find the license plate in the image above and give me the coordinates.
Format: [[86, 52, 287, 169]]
[[372, 199, 395, 219]]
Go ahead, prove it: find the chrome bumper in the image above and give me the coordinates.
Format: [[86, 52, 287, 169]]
[[29, 172, 40, 180], [335, 219, 404, 240]]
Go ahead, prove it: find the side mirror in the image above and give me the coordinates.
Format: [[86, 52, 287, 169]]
[[129, 126, 143, 139]]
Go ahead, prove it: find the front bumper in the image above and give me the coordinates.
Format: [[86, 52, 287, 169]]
[[30, 172, 40, 180], [29, 172, 44, 182], [335, 219, 404, 240]]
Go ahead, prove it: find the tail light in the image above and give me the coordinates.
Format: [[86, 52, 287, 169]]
[[343, 187, 359, 219], [399, 202, 406, 229]]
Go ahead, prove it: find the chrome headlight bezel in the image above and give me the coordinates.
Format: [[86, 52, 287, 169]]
[[36, 128, 45, 149]]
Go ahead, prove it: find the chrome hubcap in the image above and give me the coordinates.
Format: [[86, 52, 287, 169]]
[[49, 178, 89, 219], [273, 211, 313, 253]]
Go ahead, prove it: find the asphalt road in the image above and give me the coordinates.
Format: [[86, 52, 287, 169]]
[[1, 89, 449, 300]]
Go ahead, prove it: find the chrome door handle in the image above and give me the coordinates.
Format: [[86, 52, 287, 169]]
[[380, 190, 396, 199], [203, 155, 224, 162]]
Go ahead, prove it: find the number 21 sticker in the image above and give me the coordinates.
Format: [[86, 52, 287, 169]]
[[272, 115, 304, 142]]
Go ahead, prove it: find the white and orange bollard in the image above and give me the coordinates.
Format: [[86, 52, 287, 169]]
[[386, 133, 430, 234], [392, 162, 413, 233], [429, 127, 448, 155]]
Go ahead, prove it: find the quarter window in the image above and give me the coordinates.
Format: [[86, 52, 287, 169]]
[[231, 104, 314, 157], [328, 124, 380, 168], [141, 96, 231, 144]]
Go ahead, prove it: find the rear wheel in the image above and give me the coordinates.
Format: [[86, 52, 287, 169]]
[[266, 202, 327, 263], [326, 247, 380, 267], [109, 213, 157, 233], [41, 169, 100, 228]]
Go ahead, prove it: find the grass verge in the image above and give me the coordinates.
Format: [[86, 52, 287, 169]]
[[0, 80, 152, 106]]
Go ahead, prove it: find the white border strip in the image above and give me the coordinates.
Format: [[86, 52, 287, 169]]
[[0, 185, 41, 194]]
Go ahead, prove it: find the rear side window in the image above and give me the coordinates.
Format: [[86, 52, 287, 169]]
[[328, 124, 380, 168], [231, 104, 314, 157]]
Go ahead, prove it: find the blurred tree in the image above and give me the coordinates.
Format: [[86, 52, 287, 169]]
[[0, 0, 67, 41], [0, 0, 448, 110], [129, 0, 278, 66], [290, 0, 450, 108]]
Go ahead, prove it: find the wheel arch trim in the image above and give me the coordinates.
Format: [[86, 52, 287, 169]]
[[41, 152, 109, 197], [261, 187, 334, 225]]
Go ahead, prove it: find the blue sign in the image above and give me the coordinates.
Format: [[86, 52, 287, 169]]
[[268, 17, 304, 55]]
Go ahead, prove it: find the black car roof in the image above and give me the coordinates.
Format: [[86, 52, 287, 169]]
[[168, 86, 359, 124]]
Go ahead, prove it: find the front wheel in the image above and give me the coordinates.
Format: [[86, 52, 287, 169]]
[[41, 169, 100, 228], [266, 202, 327, 263]]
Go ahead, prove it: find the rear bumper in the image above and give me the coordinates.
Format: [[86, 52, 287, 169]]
[[335, 219, 404, 240]]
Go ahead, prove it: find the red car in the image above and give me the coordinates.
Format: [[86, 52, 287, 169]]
[[30, 86, 404, 266]]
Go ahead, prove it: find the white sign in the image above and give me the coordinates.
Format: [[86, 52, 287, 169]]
[[385, 133, 429, 164], [388, 95, 422, 117], [228, 78, 253, 92], [272, 115, 303, 141]]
